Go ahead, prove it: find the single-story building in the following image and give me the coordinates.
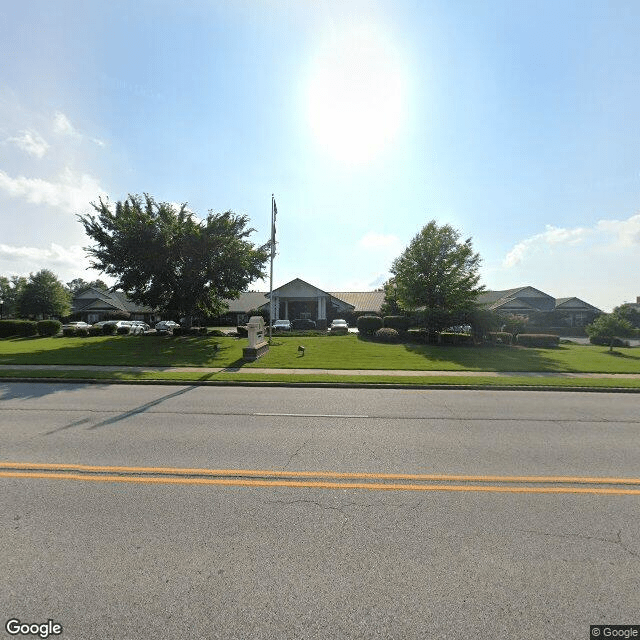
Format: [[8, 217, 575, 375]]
[[225, 278, 385, 326], [477, 286, 601, 327], [71, 287, 161, 324]]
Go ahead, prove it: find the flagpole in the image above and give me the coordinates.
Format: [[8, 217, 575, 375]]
[[268, 194, 275, 343]]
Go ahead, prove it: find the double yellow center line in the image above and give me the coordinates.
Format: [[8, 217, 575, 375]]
[[1, 462, 639, 495]]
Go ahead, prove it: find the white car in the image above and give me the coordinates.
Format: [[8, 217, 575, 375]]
[[130, 321, 150, 332], [272, 319, 291, 331], [155, 320, 180, 332], [329, 319, 349, 331], [63, 321, 91, 329]]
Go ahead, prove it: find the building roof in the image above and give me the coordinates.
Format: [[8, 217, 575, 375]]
[[329, 291, 384, 313], [72, 287, 155, 314], [478, 286, 601, 314]]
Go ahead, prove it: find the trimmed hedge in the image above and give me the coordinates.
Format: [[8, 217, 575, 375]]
[[488, 332, 513, 345], [515, 333, 560, 348], [62, 327, 76, 337], [383, 316, 410, 332], [37, 320, 62, 337], [116, 326, 130, 335], [589, 336, 630, 347], [102, 324, 117, 336], [439, 332, 474, 346], [89, 326, 103, 337], [76, 327, 89, 337], [375, 327, 399, 343], [357, 315, 383, 336], [406, 330, 439, 345], [0, 320, 39, 337]]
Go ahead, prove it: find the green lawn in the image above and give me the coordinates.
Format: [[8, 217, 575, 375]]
[[0, 333, 639, 373], [0, 369, 639, 389]]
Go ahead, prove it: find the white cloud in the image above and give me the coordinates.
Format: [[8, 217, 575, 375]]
[[0, 242, 110, 284], [596, 213, 640, 248], [492, 212, 640, 311], [503, 215, 640, 268], [53, 111, 105, 147], [53, 111, 78, 137], [503, 224, 592, 267], [6, 129, 49, 157], [0, 167, 107, 213]]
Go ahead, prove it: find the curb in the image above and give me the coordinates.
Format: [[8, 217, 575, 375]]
[[1, 376, 639, 393]]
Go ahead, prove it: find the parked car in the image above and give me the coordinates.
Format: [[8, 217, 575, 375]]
[[272, 319, 292, 331], [291, 318, 316, 330], [102, 320, 143, 334], [130, 321, 150, 332], [62, 321, 90, 329], [155, 320, 180, 332], [329, 319, 348, 329]]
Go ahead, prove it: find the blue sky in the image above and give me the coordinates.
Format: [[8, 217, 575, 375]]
[[1, 0, 639, 311]]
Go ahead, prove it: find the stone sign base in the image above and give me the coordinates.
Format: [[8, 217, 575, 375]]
[[242, 341, 269, 361]]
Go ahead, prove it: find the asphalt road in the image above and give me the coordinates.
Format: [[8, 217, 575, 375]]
[[1, 382, 638, 640]]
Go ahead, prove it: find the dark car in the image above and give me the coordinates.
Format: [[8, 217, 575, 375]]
[[291, 318, 316, 330]]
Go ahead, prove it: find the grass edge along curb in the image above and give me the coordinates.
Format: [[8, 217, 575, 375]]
[[0, 369, 639, 392]]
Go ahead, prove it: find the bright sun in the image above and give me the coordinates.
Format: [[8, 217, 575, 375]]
[[307, 25, 405, 166]]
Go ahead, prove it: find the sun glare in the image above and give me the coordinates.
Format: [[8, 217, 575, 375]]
[[307, 25, 405, 166]]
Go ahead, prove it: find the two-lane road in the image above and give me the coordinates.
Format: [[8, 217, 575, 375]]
[[1, 382, 638, 639]]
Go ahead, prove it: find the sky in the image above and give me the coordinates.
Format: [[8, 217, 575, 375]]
[[1, 0, 639, 312]]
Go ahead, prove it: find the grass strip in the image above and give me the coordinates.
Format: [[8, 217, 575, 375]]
[[0, 369, 639, 389]]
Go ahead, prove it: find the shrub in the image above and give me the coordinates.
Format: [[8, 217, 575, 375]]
[[62, 327, 76, 337], [589, 336, 630, 348], [89, 326, 103, 337], [102, 323, 117, 336], [199, 327, 208, 335], [116, 326, 130, 335], [329, 326, 348, 335], [76, 327, 89, 337], [488, 331, 513, 345], [375, 327, 399, 343], [406, 330, 439, 344], [515, 333, 560, 348], [172, 327, 183, 336], [236, 325, 248, 337], [439, 332, 474, 345], [383, 316, 409, 332], [0, 320, 38, 337], [37, 319, 62, 337], [208, 329, 226, 337], [357, 315, 383, 336]]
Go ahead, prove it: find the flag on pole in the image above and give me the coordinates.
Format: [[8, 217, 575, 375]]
[[271, 196, 277, 247]]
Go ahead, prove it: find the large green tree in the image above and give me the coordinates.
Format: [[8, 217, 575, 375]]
[[390, 220, 484, 332], [613, 303, 640, 329], [18, 270, 71, 319], [78, 194, 269, 326], [586, 313, 634, 351], [0, 275, 27, 318], [66, 277, 109, 295]]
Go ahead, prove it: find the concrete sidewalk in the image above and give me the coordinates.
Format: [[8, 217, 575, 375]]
[[0, 364, 639, 378]]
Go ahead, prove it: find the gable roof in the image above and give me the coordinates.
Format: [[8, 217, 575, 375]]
[[554, 297, 601, 312], [72, 287, 155, 314]]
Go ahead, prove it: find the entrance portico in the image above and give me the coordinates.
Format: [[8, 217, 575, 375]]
[[266, 278, 353, 323]]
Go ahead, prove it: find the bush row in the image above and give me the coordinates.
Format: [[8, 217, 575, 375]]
[[515, 334, 560, 348], [0, 319, 62, 338]]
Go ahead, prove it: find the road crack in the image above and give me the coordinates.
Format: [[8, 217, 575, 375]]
[[518, 528, 639, 560]]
